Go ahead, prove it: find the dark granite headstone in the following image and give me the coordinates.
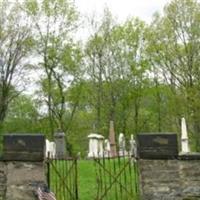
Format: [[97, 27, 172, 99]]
[[137, 133, 178, 159], [3, 134, 45, 161]]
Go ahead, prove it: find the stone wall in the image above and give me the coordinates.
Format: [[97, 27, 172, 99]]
[[0, 162, 6, 200], [0, 134, 46, 199], [0, 161, 45, 200], [139, 159, 200, 200]]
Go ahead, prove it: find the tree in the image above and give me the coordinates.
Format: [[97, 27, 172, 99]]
[[146, 0, 200, 150], [3, 94, 39, 133], [0, 1, 33, 127], [25, 0, 82, 142], [85, 9, 148, 136]]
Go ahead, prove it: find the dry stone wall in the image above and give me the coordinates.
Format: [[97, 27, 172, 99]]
[[0, 161, 45, 200], [137, 133, 200, 200], [0, 162, 6, 200], [0, 134, 46, 200], [139, 159, 200, 200]]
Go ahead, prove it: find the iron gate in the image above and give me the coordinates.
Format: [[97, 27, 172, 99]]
[[47, 157, 78, 200], [46, 156, 139, 200]]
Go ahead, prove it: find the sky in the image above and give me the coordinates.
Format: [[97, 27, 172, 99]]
[[75, 0, 172, 23]]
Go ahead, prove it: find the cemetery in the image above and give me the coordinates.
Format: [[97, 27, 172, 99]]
[[0, 0, 200, 199], [0, 118, 200, 199], [0, 122, 139, 200]]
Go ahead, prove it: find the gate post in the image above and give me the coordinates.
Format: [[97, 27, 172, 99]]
[[47, 152, 50, 188], [75, 158, 79, 200]]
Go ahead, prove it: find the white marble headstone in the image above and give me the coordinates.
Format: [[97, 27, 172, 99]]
[[88, 133, 104, 158], [130, 134, 137, 157], [181, 117, 190, 153], [118, 133, 127, 156], [104, 139, 111, 157]]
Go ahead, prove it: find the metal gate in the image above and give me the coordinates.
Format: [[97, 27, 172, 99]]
[[47, 157, 78, 200], [46, 156, 139, 200], [93, 156, 139, 200]]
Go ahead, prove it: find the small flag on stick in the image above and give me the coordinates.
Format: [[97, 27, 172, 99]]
[[36, 187, 56, 200]]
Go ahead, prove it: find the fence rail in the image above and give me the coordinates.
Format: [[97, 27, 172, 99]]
[[93, 156, 139, 200], [46, 154, 139, 200], [46, 156, 78, 200]]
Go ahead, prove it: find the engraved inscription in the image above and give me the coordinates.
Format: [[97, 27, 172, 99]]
[[153, 137, 169, 145]]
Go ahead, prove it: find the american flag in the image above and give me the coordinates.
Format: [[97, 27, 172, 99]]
[[37, 187, 56, 200]]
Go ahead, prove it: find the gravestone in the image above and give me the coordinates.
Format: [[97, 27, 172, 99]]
[[104, 139, 111, 157], [118, 133, 127, 156], [3, 134, 45, 161], [109, 121, 117, 157], [181, 117, 190, 153], [130, 134, 137, 157], [54, 131, 66, 158], [88, 133, 104, 158], [137, 133, 178, 159], [45, 139, 56, 158]]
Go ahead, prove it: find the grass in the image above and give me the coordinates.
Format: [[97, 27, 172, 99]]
[[49, 158, 139, 200], [78, 160, 97, 199]]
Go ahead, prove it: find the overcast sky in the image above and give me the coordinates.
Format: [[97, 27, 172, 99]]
[[75, 0, 172, 23]]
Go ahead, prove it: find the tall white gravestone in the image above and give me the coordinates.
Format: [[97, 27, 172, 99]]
[[88, 133, 104, 158], [104, 139, 111, 157], [181, 117, 190, 153], [130, 134, 137, 157], [45, 139, 56, 158], [118, 133, 127, 156]]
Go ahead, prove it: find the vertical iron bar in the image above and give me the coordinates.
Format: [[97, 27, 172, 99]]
[[66, 158, 69, 200], [102, 153, 108, 200], [128, 155, 134, 198], [113, 157, 118, 200], [94, 157, 99, 199], [135, 161, 139, 199], [117, 154, 123, 200], [123, 152, 127, 199], [62, 159, 65, 200], [108, 155, 112, 199], [69, 159, 72, 200], [55, 159, 58, 199], [75, 158, 79, 200], [47, 152, 50, 189], [72, 159, 74, 200], [58, 159, 62, 200], [98, 157, 103, 198]]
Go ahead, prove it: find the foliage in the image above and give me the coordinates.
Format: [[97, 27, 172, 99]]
[[0, 1, 33, 126], [0, 0, 200, 153]]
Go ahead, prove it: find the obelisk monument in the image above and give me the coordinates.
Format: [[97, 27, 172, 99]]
[[181, 117, 190, 153], [109, 121, 117, 157]]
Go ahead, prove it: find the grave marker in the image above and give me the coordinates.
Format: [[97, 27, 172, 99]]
[[137, 133, 178, 159], [3, 134, 45, 161]]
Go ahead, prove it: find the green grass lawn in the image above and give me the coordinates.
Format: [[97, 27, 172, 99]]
[[78, 160, 97, 199], [49, 158, 139, 200]]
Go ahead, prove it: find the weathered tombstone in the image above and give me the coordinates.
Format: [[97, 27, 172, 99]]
[[104, 139, 111, 157], [137, 133, 178, 159], [109, 121, 117, 157], [54, 131, 66, 159], [118, 133, 127, 156], [45, 139, 56, 158], [3, 134, 45, 161], [181, 117, 190, 153], [88, 133, 104, 158], [130, 134, 137, 157]]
